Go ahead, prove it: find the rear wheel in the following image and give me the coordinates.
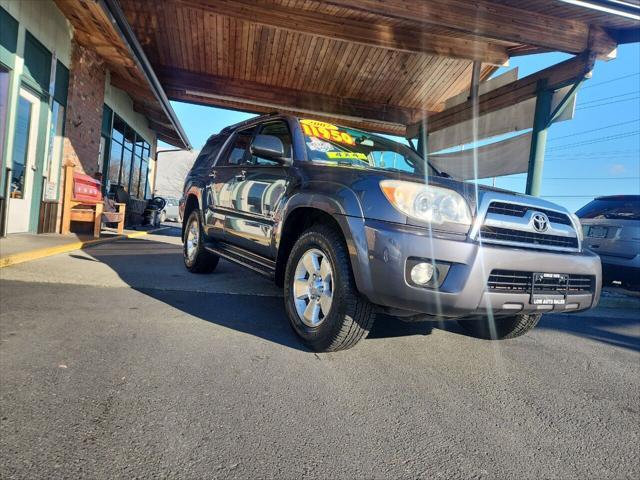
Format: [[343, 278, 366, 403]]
[[183, 210, 219, 274], [284, 224, 375, 352], [457, 313, 541, 340]]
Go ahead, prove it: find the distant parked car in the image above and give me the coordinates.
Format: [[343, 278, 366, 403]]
[[577, 195, 640, 290], [163, 197, 180, 222]]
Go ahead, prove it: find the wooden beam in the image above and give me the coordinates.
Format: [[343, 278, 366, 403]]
[[165, 89, 407, 136], [613, 27, 640, 45], [175, 0, 509, 65], [324, 0, 614, 57], [158, 67, 425, 127], [111, 73, 156, 102], [133, 100, 165, 120], [410, 52, 595, 134]]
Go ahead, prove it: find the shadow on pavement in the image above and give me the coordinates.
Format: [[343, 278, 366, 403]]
[[83, 226, 640, 352], [537, 313, 640, 352]]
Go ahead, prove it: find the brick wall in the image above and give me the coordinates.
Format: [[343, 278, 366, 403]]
[[62, 40, 106, 176]]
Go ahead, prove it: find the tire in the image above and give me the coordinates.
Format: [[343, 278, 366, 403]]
[[457, 313, 541, 340], [183, 210, 219, 274], [283, 224, 375, 352]]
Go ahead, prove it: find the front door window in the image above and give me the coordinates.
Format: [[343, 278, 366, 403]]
[[10, 95, 32, 199], [7, 87, 40, 233]]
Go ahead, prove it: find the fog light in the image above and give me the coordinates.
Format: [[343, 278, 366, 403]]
[[410, 262, 434, 285]]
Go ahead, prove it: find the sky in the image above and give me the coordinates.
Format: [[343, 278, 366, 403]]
[[163, 43, 640, 213]]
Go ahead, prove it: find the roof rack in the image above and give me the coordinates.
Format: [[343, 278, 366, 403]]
[[221, 112, 283, 134]]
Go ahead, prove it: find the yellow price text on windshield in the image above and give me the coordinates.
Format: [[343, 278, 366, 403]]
[[301, 122, 355, 146], [300, 119, 338, 130], [327, 152, 367, 161]]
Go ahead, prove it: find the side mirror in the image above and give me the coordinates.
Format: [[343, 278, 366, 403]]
[[250, 134, 289, 164]]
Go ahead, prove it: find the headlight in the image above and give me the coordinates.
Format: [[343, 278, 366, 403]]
[[380, 180, 472, 226]]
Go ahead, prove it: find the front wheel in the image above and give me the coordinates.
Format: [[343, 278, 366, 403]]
[[457, 313, 541, 340], [283, 225, 375, 352], [183, 210, 219, 274]]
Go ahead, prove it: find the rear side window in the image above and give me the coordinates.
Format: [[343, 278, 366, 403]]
[[192, 134, 228, 171], [576, 197, 640, 220]]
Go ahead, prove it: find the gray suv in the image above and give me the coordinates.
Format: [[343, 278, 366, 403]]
[[180, 114, 601, 351], [578, 195, 640, 290]]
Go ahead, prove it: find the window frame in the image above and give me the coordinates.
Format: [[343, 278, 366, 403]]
[[215, 126, 256, 168], [246, 120, 293, 167]]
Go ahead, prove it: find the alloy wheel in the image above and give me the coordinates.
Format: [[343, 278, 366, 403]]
[[293, 248, 334, 327]]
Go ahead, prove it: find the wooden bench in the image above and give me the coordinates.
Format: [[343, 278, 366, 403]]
[[61, 164, 125, 238]]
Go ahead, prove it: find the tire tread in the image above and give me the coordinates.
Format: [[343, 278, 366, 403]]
[[285, 223, 375, 352]]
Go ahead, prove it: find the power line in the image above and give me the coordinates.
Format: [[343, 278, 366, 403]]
[[500, 173, 640, 180], [548, 119, 640, 141], [546, 149, 640, 157], [547, 130, 640, 150], [540, 195, 608, 198], [576, 96, 640, 110], [578, 91, 640, 106], [581, 72, 640, 90]]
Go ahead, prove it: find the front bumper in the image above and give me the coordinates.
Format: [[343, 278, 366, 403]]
[[341, 217, 602, 318]]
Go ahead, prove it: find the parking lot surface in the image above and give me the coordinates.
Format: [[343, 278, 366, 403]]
[[1, 226, 639, 479]]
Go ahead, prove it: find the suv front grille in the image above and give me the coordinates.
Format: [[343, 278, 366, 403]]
[[487, 270, 594, 293], [487, 202, 572, 225], [476, 199, 580, 252], [479, 226, 579, 249]]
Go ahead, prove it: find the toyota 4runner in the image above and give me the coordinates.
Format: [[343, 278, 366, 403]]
[[180, 114, 601, 352]]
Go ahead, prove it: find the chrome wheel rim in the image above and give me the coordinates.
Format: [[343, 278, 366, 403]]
[[186, 219, 199, 261], [293, 248, 333, 327]]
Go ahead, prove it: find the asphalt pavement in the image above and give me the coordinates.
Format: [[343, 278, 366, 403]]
[[1, 225, 639, 479]]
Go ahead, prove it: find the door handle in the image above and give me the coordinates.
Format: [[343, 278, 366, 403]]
[[235, 170, 247, 181]]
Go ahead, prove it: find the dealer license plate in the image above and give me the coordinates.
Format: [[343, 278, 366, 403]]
[[587, 225, 608, 238], [531, 273, 568, 305]]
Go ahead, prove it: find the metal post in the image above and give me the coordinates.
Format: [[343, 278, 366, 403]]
[[525, 81, 553, 196], [468, 61, 482, 101], [1, 167, 12, 237], [417, 123, 428, 160]]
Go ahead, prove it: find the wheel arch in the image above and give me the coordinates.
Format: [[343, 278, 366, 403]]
[[274, 205, 357, 287], [181, 191, 202, 239]]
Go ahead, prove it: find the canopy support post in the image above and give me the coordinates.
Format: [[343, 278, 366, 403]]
[[525, 81, 552, 196]]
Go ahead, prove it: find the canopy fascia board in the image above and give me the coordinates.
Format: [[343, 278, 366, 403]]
[[324, 0, 618, 59], [99, 0, 192, 149]]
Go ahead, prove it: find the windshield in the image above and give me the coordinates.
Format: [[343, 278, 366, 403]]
[[300, 119, 437, 176], [576, 197, 640, 220]]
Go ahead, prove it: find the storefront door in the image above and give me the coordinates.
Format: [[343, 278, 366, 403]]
[[7, 87, 40, 233]]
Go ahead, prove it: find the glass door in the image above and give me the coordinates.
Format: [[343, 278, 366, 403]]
[[7, 87, 40, 233]]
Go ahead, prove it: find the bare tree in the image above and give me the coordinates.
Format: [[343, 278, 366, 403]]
[[155, 150, 199, 198]]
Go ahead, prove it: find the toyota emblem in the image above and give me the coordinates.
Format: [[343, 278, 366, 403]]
[[531, 212, 550, 233]]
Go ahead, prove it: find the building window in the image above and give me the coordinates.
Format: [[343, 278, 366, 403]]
[[43, 60, 68, 201], [10, 95, 33, 198], [101, 108, 152, 199], [43, 101, 65, 200]]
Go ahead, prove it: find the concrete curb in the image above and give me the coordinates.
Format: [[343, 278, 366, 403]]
[[0, 227, 169, 269]]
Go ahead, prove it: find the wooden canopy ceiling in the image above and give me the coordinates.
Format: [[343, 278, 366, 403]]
[[106, 1, 640, 137], [54, 0, 190, 148]]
